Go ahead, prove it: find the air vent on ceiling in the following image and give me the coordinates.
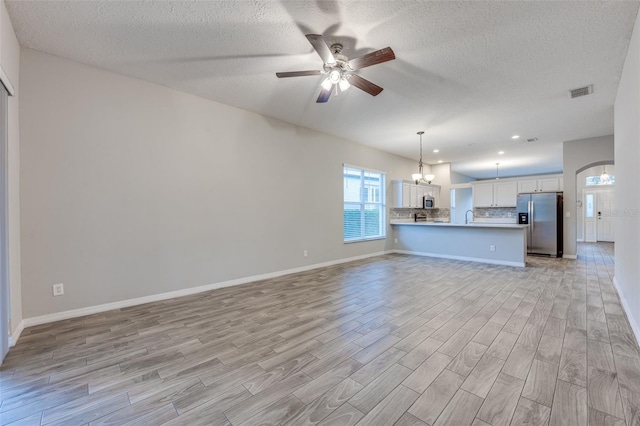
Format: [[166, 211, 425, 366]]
[[526, 138, 538, 143], [569, 85, 593, 98]]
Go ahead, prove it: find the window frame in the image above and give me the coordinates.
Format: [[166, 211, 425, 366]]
[[585, 175, 615, 186], [343, 164, 387, 243]]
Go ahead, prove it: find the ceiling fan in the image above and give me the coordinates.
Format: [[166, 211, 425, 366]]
[[276, 34, 395, 103]]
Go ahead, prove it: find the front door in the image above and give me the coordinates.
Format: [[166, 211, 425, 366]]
[[596, 188, 615, 242]]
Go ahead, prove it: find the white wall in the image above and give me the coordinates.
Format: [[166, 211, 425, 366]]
[[450, 170, 475, 185], [0, 0, 21, 342], [562, 135, 614, 257], [614, 12, 640, 342], [430, 162, 476, 207], [19, 48, 417, 319], [575, 164, 615, 241], [428, 163, 476, 209]]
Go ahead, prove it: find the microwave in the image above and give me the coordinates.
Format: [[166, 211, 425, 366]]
[[423, 196, 436, 209]]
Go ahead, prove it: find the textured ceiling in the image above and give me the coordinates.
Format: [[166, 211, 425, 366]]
[[6, 1, 639, 179]]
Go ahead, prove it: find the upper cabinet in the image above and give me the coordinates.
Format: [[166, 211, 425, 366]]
[[495, 181, 518, 206], [472, 174, 562, 208], [517, 176, 563, 193], [472, 181, 517, 207], [472, 183, 494, 207], [517, 179, 538, 193], [391, 180, 441, 208]]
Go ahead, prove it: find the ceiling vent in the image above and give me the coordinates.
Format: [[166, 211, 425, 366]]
[[526, 137, 538, 143], [569, 85, 593, 98]]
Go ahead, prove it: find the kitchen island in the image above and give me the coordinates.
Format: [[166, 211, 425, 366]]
[[391, 221, 528, 267]]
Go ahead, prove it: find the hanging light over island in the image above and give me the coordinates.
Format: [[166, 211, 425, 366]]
[[411, 131, 435, 184]]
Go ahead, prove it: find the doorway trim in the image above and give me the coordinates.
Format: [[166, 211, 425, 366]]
[[584, 189, 597, 242], [0, 83, 9, 362]]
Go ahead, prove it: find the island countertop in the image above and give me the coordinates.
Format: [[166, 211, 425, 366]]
[[390, 220, 527, 229]]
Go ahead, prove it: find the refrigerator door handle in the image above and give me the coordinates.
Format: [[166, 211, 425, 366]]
[[530, 201, 534, 233]]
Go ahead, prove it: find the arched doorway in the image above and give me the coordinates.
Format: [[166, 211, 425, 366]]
[[575, 161, 615, 244]]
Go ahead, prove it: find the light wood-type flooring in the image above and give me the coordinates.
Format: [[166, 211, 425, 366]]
[[2, 242, 640, 425]]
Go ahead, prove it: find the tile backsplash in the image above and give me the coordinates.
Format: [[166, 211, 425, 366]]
[[473, 207, 517, 218], [390, 208, 450, 221], [390, 207, 515, 222]]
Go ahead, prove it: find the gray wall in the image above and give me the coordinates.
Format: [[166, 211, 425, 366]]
[[19, 48, 417, 318], [562, 135, 614, 257], [614, 13, 640, 341], [393, 224, 526, 266]]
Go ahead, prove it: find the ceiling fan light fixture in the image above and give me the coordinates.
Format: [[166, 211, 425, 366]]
[[328, 69, 342, 84], [339, 78, 350, 91], [321, 77, 332, 91]]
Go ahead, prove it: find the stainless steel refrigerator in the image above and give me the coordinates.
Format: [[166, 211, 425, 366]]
[[516, 192, 563, 257]]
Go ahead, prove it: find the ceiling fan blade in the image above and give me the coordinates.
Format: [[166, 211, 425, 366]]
[[306, 34, 336, 64], [316, 88, 332, 103], [349, 74, 384, 96], [349, 47, 395, 70], [276, 70, 322, 78]]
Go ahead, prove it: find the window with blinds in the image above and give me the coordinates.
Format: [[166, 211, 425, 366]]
[[343, 166, 386, 242]]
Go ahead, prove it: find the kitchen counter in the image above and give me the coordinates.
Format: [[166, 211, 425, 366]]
[[391, 220, 526, 229], [391, 220, 527, 267]]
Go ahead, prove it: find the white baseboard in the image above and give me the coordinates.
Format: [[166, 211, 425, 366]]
[[8, 320, 24, 347], [21, 251, 392, 330], [563, 254, 578, 259], [393, 250, 525, 268], [613, 276, 640, 348]]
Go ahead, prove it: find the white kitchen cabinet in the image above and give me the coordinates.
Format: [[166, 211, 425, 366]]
[[472, 181, 517, 207], [423, 186, 437, 199], [517, 179, 538, 193], [401, 183, 411, 207], [538, 177, 561, 192], [517, 176, 562, 193], [495, 181, 518, 206], [473, 183, 495, 207], [391, 180, 441, 208], [410, 185, 418, 207]]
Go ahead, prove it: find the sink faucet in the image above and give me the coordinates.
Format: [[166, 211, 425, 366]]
[[465, 210, 475, 224]]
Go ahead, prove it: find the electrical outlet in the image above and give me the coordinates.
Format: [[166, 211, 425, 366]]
[[394, 238, 398, 244], [490, 245, 496, 252], [52, 283, 64, 296], [303, 250, 308, 257]]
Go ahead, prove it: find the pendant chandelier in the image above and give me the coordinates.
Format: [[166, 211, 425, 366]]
[[411, 131, 435, 184], [600, 165, 611, 184]]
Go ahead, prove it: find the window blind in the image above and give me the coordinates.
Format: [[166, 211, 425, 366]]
[[343, 166, 386, 242]]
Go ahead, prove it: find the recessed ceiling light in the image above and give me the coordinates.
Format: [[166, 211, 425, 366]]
[[498, 151, 505, 155], [438, 160, 443, 163], [433, 149, 439, 153], [511, 135, 520, 140]]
